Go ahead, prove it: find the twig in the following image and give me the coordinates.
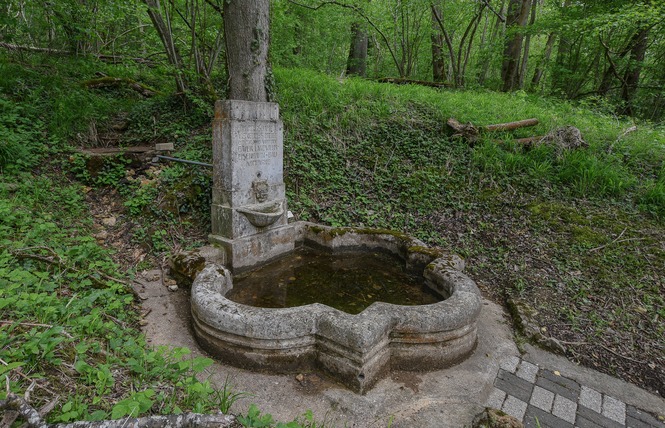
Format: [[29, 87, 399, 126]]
[[598, 343, 647, 364], [0, 321, 73, 339], [38, 397, 59, 417], [11, 249, 143, 301], [588, 227, 626, 252], [555, 339, 588, 346]]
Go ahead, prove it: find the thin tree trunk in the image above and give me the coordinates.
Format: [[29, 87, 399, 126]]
[[530, 32, 555, 90], [551, 0, 571, 94], [143, 0, 188, 93], [431, 7, 446, 82], [223, 0, 271, 102], [501, 0, 532, 92], [347, 22, 368, 76], [478, 0, 505, 86], [518, 0, 537, 89], [620, 27, 649, 116], [430, 3, 458, 86], [459, 4, 485, 87]]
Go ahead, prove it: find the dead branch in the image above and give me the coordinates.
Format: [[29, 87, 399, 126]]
[[10, 249, 143, 302], [0, 321, 73, 338], [447, 117, 539, 145], [484, 118, 539, 132], [83, 77, 159, 98], [0, 42, 70, 55], [0, 393, 237, 428], [376, 77, 453, 88], [0, 43, 156, 66]]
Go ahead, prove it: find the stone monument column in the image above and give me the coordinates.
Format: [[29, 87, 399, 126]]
[[209, 100, 294, 272]]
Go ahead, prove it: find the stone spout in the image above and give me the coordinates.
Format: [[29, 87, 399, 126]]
[[236, 201, 284, 228]]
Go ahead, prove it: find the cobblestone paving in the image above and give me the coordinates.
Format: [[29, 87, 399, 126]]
[[488, 356, 665, 428]]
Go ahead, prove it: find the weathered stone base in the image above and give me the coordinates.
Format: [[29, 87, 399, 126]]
[[209, 224, 296, 273], [192, 223, 482, 394]]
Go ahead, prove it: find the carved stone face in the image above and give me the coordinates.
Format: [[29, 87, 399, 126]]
[[252, 179, 269, 203]]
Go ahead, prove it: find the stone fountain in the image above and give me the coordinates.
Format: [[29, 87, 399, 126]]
[[187, 99, 482, 394]]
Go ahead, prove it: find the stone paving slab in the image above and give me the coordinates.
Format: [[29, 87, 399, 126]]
[[489, 355, 665, 427]]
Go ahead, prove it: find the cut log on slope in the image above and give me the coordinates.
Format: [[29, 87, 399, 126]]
[[484, 118, 539, 132], [446, 117, 539, 145]]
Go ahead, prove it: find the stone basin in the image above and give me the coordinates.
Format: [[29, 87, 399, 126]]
[[190, 222, 482, 394], [236, 201, 284, 228]]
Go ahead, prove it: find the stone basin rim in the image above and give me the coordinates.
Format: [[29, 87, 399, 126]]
[[190, 222, 482, 394]]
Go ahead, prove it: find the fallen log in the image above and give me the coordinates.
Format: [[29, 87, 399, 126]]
[[446, 117, 539, 145], [484, 118, 539, 132], [377, 77, 453, 89], [83, 77, 159, 98]]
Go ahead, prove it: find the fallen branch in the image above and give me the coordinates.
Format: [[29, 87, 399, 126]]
[[0, 393, 237, 428], [484, 118, 539, 132], [0, 42, 157, 66], [447, 117, 539, 145], [0, 321, 73, 338], [377, 77, 453, 89], [83, 77, 159, 98], [10, 249, 143, 301]]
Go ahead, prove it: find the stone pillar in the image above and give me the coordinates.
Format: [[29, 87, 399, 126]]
[[209, 100, 295, 272]]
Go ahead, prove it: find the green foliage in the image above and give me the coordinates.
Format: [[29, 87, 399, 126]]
[[276, 68, 665, 220], [0, 174, 244, 421], [238, 405, 320, 428], [0, 97, 41, 171]]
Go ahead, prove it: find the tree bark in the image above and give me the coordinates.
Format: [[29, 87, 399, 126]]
[[223, 0, 271, 102], [500, 0, 532, 92], [346, 22, 368, 77], [530, 32, 555, 90], [517, 0, 537, 89], [620, 27, 649, 116], [477, 0, 505, 86], [431, 5, 445, 82], [551, 0, 571, 95], [142, 0, 188, 93]]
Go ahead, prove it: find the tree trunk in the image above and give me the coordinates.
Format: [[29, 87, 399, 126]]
[[478, 0, 505, 86], [223, 0, 271, 102], [431, 5, 445, 82], [530, 32, 555, 90], [142, 0, 188, 93], [347, 22, 368, 77], [518, 0, 537, 89], [620, 27, 649, 116], [500, 0, 532, 92], [551, 0, 571, 95]]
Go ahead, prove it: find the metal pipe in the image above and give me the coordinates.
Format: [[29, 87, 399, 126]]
[[155, 155, 212, 168]]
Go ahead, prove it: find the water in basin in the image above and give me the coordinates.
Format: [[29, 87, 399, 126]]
[[226, 248, 442, 314]]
